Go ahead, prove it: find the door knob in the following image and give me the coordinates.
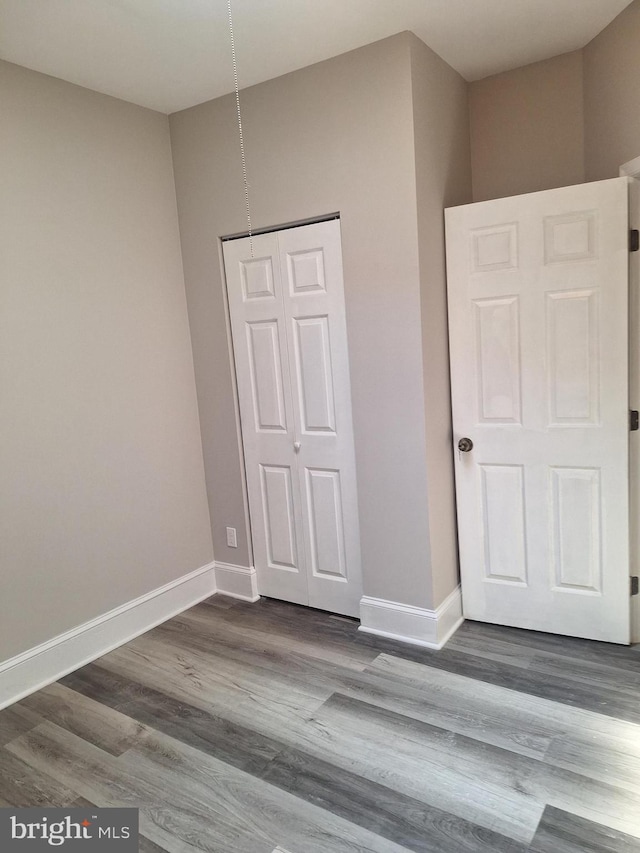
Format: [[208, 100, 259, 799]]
[[458, 437, 473, 453], [293, 441, 301, 452]]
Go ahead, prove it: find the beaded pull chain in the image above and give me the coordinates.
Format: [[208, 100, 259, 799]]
[[227, 0, 253, 256]]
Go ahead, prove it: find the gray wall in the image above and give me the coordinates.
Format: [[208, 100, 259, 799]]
[[171, 33, 470, 609], [469, 51, 585, 201], [409, 35, 472, 604], [584, 0, 640, 180], [467, 0, 640, 200], [0, 61, 213, 662]]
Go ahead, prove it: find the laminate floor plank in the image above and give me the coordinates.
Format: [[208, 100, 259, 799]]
[[544, 728, 640, 792], [151, 631, 550, 758], [127, 613, 553, 760], [312, 694, 640, 838], [64, 656, 541, 843], [367, 652, 640, 741], [366, 653, 640, 738], [73, 651, 317, 753], [2, 594, 640, 852], [139, 835, 172, 853], [457, 620, 640, 674], [198, 595, 241, 611], [449, 630, 640, 697], [194, 597, 394, 669], [70, 796, 98, 807], [19, 682, 146, 756], [367, 653, 640, 791], [333, 615, 640, 723], [160, 603, 374, 671], [194, 597, 363, 649], [123, 726, 418, 853], [370, 651, 636, 735], [372, 645, 640, 723], [98, 633, 328, 723], [152, 612, 360, 701], [62, 663, 292, 777], [5, 722, 234, 853], [73, 796, 170, 853], [0, 703, 42, 746], [0, 746, 80, 807], [63, 605, 640, 844], [526, 651, 640, 696], [261, 744, 528, 853], [530, 805, 640, 853], [5, 722, 162, 810], [63, 663, 528, 851], [120, 629, 336, 708], [446, 631, 538, 669], [7, 719, 413, 853], [64, 652, 543, 843]]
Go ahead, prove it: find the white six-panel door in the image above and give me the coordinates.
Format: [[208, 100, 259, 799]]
[[223, 220, 362, 617], [446, 178, 630, 644]]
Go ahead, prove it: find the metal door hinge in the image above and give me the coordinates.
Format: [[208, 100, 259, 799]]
[[632, 576, 639, 596], [631, 410, 639, 431], [630, 229, 639, 252]]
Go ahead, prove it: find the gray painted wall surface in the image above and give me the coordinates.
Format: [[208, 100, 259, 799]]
[[469, 50, 585, 201], [584, 0, 640, 181], [0, 60, 213, 662], [409, 35, 472, 605], [171, 33, 470, 608]]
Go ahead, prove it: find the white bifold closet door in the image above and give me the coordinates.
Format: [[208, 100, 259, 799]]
[[223, 219, 362, 617]]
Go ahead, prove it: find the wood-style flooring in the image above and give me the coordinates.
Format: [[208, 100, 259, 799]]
[[2, 595, 640, 852]]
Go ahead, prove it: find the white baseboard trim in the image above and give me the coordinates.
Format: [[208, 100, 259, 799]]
[[358, 585, 463, 650], [214, 562, 260, 602], [0, 562, 217, 711]]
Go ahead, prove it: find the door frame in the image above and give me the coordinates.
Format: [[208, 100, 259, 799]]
[[621, 157, 640, 644]]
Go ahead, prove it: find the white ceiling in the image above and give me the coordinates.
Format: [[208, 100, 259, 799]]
[[0, 0, 634, 114]]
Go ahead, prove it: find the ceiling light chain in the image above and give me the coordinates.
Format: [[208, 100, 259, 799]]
[[227, 0, 253, 256]]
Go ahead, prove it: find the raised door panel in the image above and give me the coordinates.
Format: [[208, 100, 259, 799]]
[[470, 222, 518, 272], [305, 468, 347, 580], [550, 467, 601, 593], [260, 465, 300, 572], [474, 297, 522, 424], [546, 290, 599, 426], [292, 316, 337, 434], [240, 256, 276, 301], [246, 321, 288, 432], [287, 248, 327, 294], [479, 465, 527, 585], [543, 211, 597, 265]]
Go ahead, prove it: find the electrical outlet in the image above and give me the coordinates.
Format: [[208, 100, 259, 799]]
[[226, 526, 237, 548]]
